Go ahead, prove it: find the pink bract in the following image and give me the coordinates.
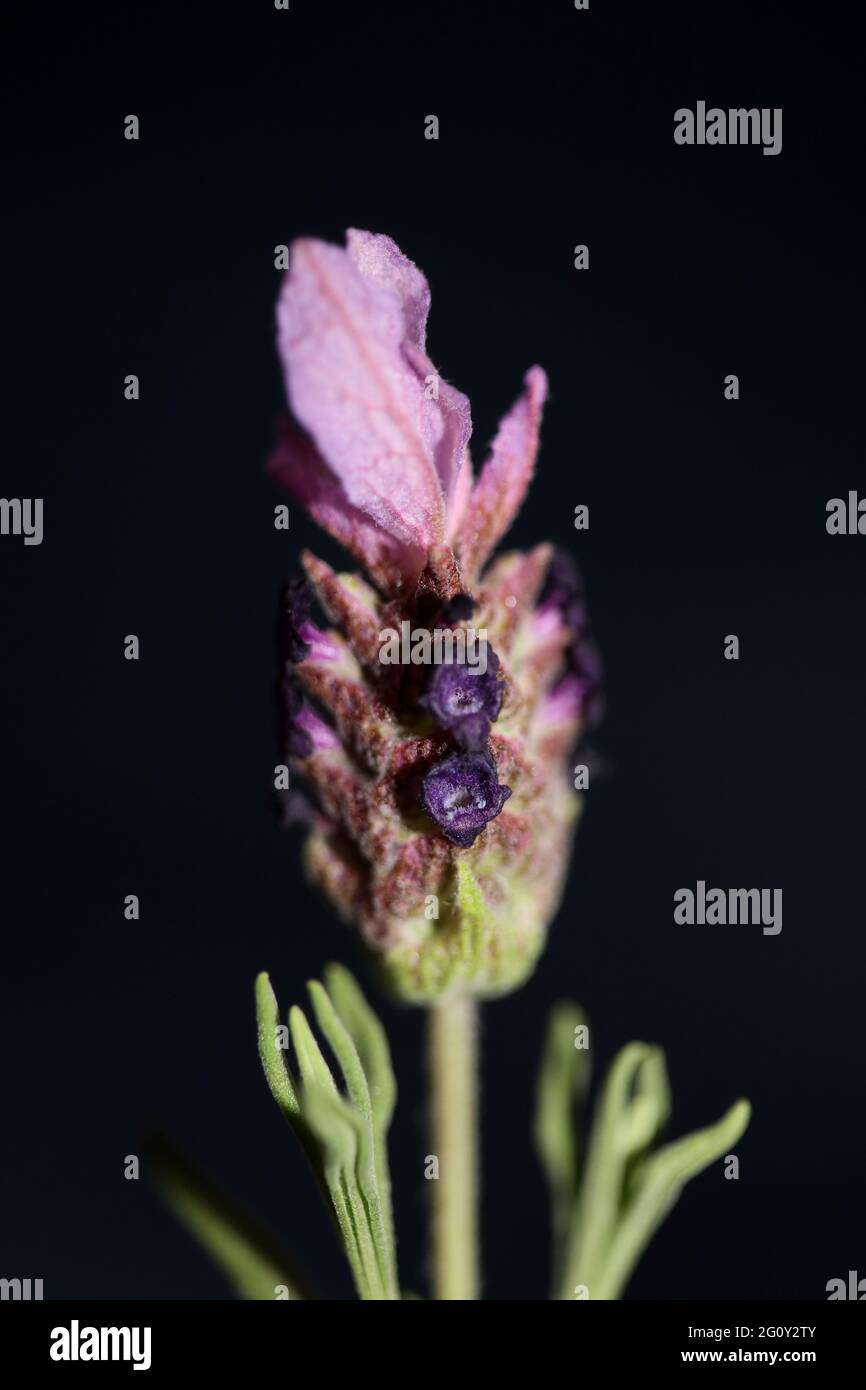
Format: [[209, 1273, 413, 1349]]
[[269, 229, 547, 599]]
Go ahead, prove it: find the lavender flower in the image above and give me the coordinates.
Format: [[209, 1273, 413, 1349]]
[[422, 646, 503, 752], [421, 751, 512, 849], [268, 229, 600, 1002], [538, 550, 605, 729]]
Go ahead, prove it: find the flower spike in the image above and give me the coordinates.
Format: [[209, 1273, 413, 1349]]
[[271, 230, 600, 1001]]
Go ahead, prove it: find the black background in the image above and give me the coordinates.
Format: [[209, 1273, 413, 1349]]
[[2, 0, 864, 1300]]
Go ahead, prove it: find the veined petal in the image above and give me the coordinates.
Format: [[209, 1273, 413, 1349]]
[[277, 235, 447, 551], [457, 366, 548, 584], [446, 448, 474, 542], [267, 423, 426, 594], [346, 228, 430, 351], [346, 230, 473, 516], [423, 359, 472, 522]]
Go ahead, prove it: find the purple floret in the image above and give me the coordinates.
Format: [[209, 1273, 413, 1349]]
[[280, 577, 314, 664], [423, 646, 503, 748], [448, 712, 491, 754], [571, 634, 605, 727], [421, 751, 512, 848], [282, 676, 314, 758], [540, 550, 604, 728], [539, 551, 587, 635]]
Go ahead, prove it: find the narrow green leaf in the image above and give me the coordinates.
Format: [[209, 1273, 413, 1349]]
[[301, 1080, 360, 1168], [308, 981, 399, 1299], [534, 1002, 591, 1190], [618, 1046, 671, 1155], [596, 1098, 751, 1300], [288, 1005, 340, 1097], [255, 973, 299, 1122], [324, 963, 396, 1132], [147, 1134, 309, 1301], [323, 964, 398, 1296], [302, 1081, 386, 1300], [285, 1006, 376, 1295], [559, 1042, 657, 1299], [637, 1046, 672, 1132], [308, 981, 374, 1126], [253, 973, 401, 1301], [534, 1002, 591, 1291]]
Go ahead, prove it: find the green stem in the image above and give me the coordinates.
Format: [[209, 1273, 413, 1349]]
[[427, 993, 480, 1300]]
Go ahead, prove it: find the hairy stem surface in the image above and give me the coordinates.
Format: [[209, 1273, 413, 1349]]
[[427, 993, 480, 1300]]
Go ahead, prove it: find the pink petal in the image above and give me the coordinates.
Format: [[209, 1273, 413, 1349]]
[[345, 229, 472, 518], [456, 366, 548, 584], [268, 422, 426, 594], [446, 448, 474, 542], [277, 235, 447, 551], [346, 228, 430, 351], [409, 347, 472, 519], [296, 703, 340, 752]]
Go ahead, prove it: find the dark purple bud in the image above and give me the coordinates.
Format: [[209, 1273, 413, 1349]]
[[282, 676, 314, 758], [437, 592, 476, 625], [541, 550, 604, 728], [542, 550, 579, 599], [451, 712, 492, 753], [280, 577, 313, 664], [421, 751, 512, 848], [539, 550, 587, 635], [279, 788, 317, 830], [572, 635, 605, 728], [423, 646, 503, 745]]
